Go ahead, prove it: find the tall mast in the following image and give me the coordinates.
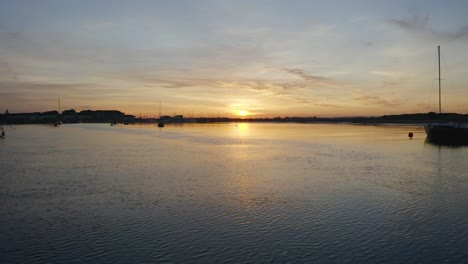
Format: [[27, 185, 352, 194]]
[[438, 45, 441, 114], [58, 96, 61, 114]]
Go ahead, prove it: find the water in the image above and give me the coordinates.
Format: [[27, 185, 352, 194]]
[[1, 123, 467, 263]]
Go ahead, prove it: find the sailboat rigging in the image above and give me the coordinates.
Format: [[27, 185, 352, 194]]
[[158, 102, 165, 127], [424, 46, 468, 144], [54, 96, 63, 127]]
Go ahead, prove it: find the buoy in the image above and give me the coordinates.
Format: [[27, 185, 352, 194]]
[[408, 132, 413, 138]]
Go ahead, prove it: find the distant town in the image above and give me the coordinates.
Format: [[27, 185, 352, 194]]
[[1, 109, 468, 125]]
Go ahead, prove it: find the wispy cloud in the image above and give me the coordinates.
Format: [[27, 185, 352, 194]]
[[281, 68, 330, 83], [313, 102, 344, 108], [0, 81, 111, 93], [275, 67, 345, 90], [381, 81, 400, 89], [353, 95, 401, 107], [388, 15, 468, 41], [362, 41, 373, 47], [454, 24, 468, 39], [0, 79, 163, 113], [370, 70, 402, 77], [389, 15, 431, 35]]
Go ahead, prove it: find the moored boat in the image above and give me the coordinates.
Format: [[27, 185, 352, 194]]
[[157, 102, 165, 127], [424, 46, 468, 143], [425, 122, 468, 143]]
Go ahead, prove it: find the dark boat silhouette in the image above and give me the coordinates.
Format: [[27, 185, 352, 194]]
[[424, 46, 468, 144]]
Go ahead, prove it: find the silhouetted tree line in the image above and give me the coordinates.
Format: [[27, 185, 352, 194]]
[[0, 109, 135, 124]]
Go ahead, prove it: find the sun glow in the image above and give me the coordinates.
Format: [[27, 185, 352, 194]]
[[236, 110, 250, 117]]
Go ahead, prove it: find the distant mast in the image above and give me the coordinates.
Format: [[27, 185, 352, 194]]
[[158, 102, 164, 127], [438, 45, 441, 114], [54, 96, 62, 127]]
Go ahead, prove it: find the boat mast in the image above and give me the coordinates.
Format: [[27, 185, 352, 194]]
[[438, 45, 441, 114]]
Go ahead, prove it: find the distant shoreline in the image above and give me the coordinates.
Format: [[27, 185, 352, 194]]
[[2, 110, 468, 125]]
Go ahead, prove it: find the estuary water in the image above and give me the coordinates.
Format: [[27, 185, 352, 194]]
[[1, 123, 467, 263]]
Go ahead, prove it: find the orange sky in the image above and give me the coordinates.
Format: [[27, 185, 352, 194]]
[[1, 1, 468, 118]]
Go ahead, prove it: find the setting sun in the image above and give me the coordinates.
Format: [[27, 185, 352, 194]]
[[236, 110, 250, 117]]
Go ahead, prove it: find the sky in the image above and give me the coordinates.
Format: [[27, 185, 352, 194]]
[[1, 0, 468, 117]]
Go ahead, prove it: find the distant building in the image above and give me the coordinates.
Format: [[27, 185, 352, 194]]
[[157, 115, 184, 123], [123, 114, 136, 123], [78, 110, 125, 122], [173, 115, 183, 123]]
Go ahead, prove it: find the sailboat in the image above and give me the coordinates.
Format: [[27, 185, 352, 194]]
[[54, 96, 63, 127], [157, 102, 165, 127], [424, 46, 468, 143]]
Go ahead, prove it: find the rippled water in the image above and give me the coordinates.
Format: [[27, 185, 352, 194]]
[[1, 123, 467, 263]]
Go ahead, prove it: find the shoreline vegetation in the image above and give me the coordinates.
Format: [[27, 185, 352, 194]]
[[1, 109, 468, 125]]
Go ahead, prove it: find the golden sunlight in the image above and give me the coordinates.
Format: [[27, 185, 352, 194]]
[[236, 110, 250, 117]]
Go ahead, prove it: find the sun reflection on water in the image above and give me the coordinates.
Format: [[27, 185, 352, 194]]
[[235, 123, 249, 137]]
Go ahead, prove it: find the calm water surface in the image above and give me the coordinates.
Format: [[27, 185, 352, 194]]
[[1, 123, 467, 263]]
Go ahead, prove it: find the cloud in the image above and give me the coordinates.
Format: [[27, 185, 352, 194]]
[[215, 79, 334, 102], [388, 15, 468, 41], [454, 24, 468, 39], [278, 67, 351, 90], [313, 102, 343, 108], [0, 80, 133, 105], [281, 68, 330, 83], [0, 81, 106, 93], [353, 95, 401, 107], [388, 15, 431, 35], [362, 41, 373, 47], [0, 79, 156, 113], [108, 63, 350, 110], [119, 74, 337, 106], [370, 70, 401, 77], [382, 81, 399, 87]]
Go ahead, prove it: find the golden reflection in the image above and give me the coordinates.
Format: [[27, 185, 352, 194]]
[[237, 122, 249, 132], [231, 122, 250, 138]]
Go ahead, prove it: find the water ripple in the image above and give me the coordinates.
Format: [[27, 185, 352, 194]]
[[1, 124, 468, 263]]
